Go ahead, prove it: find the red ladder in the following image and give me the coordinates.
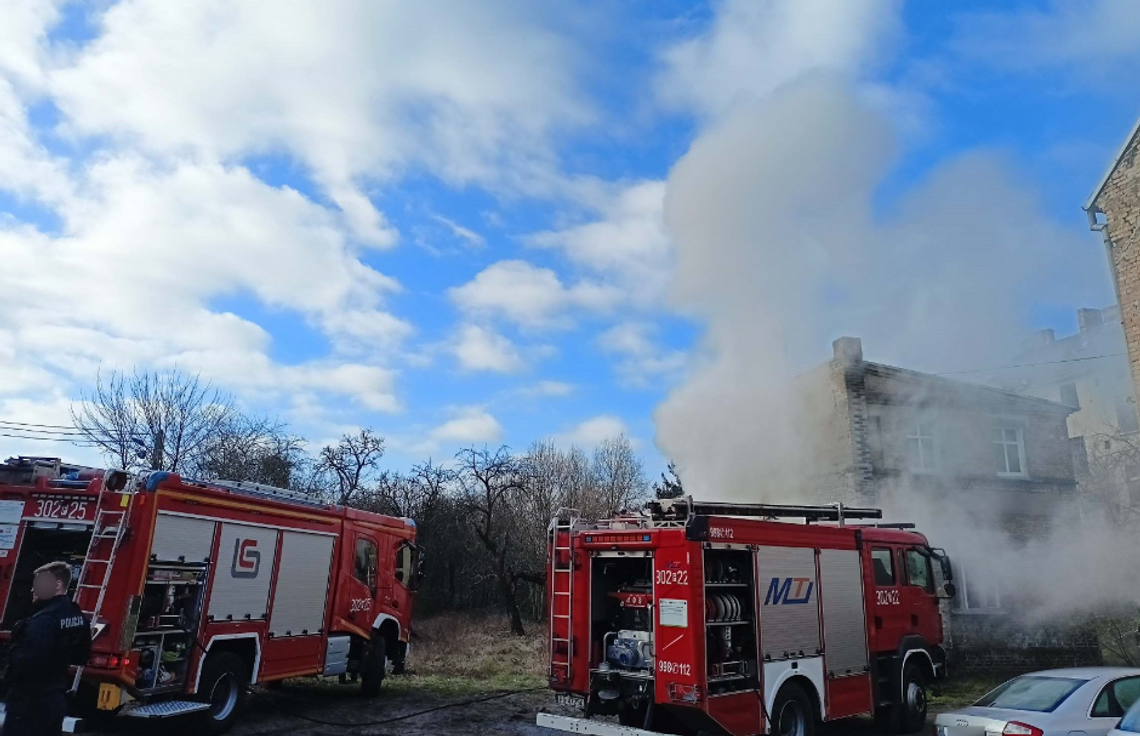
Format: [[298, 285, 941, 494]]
[[71, 476, 134, 691], [548, 510, 578, 684]]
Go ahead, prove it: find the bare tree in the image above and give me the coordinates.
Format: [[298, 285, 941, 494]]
[[72, 369, 236, 472], [591, 434, 648, 515], [190, 416, 305, 487], [454, 445, 540, 635], [316, 428, 385, 505]]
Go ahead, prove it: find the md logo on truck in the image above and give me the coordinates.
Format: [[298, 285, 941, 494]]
[[764, 576, 814, 605], [231, 537, 261, 578]]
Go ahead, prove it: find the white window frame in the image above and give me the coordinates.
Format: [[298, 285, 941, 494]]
[[955, 564, 1003, 614], [906, 419, 940, 473], [993, 421, 1027, 478]]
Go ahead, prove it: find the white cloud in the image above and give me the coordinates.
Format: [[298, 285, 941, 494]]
[[452, 324, 524, 373], [657, 0, 903, 118], [427, 406, 504, 447], [432, 215, 486, 248], [0, 0, 59, 89], [598, 322, 687, 387], [953, 0, 1140, 81], [448, 260, 620, 329], [46, 0, 594, 226], [557, 415, 632, 450], [529, 180, 671, 307], [0, 156, 408, 410], [514, 380, 576, 398]]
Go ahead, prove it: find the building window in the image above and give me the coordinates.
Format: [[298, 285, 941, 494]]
[[1059, 382, 1079, 409], [993, 425, 1026, 477], [1118, 400, 1139, 433], [906, 421, 939, 472], [871, 548, 895, 586], [956, 564, 1002, 612]]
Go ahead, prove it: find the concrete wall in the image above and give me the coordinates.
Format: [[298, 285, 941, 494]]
[[794, 359, 859, 504], [947, 613, 1102, 674]]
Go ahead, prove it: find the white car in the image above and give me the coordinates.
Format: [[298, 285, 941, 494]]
[[1108, 694, 1140, 736], [934, 668, 1140, 736]]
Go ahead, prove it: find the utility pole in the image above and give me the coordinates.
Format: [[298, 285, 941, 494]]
[[150, 430, 165, 471]]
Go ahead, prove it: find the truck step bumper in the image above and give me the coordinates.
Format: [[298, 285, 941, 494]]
[[536, 713, 664, 736], [121, 700, 210, 718], [0, 703, 84, 733]]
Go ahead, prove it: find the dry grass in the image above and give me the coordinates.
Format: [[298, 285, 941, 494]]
[[929, 674, 1007, 711], [385, 613, 547, 697]]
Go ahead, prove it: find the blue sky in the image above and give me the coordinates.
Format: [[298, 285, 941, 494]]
[[1, 0, 1138, 481]]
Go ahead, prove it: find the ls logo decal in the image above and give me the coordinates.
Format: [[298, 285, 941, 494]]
[[231, 538, 261, 578], [764, 577, 814, 605]]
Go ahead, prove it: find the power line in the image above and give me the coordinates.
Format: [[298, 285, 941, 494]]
[[934, 353, 1127, 377], [0, 424, 88, 437], [0, 432, 97, 444], [0, 419, 147, 440], [0, 419, 80, 430]]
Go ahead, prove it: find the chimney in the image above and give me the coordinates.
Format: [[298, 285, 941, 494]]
[[1019, 329, 1055, 352], [1077, 308, 1104, 334], [833, 336, 863, 366]]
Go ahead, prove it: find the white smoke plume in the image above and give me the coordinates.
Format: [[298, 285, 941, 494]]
[[653, 76, 1124, 618]]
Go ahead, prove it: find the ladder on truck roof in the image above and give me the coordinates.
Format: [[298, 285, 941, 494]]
[[645, 498, 883, 525], [71, 474, 135, 692], [206, 478, 330, 509], [548, 509, 579, 686]]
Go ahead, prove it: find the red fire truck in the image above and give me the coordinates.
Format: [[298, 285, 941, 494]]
[[0, 457, 422, 733], [540, 498, 956, 736]]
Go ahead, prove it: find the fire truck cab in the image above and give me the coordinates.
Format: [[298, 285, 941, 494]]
[[541, 498, 955, 736], [0, 457, 422, 734]]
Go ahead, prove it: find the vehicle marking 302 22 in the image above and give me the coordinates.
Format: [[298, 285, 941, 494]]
[[876, 590, 900, 606], [655, 569, 688, 586]]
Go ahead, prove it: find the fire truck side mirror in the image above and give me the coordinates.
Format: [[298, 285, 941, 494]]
[[940, 582, 957, 600]]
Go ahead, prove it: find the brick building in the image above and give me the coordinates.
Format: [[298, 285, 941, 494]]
[[1085, 116, 1140, 432], [794, 337, 1099, 671]]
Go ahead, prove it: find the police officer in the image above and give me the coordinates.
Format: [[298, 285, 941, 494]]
[[3, 562, 90, 736]]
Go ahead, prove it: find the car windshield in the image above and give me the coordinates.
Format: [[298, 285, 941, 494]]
[[974, 676, 1087, 713], [1119, 698, 1140, 732]]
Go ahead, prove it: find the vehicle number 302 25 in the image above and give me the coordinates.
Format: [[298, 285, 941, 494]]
[[349, 598, 371, 612]]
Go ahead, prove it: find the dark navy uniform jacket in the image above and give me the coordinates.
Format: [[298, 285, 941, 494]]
[[6, 595, 90, 704]]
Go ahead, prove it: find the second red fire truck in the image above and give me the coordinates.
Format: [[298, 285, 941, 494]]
[[0, 457, 422, 733], [541, 498, 956, 736]]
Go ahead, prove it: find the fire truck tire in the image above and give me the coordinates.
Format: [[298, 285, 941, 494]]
[[899, 661, 928, 733], [361, 636, 386, 697], [772, 682, 815, 736], [195, 651, 249, 735]]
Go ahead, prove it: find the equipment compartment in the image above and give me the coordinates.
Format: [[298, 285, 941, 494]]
[[703, 549, 758, 694], [133, 561, 208, 693]]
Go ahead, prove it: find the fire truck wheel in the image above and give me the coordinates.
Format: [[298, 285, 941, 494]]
[[196, 651, 248, 735], [360, 636, 386, 697], [899, 661, 928, 733], [772, 682, 815, 736]]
